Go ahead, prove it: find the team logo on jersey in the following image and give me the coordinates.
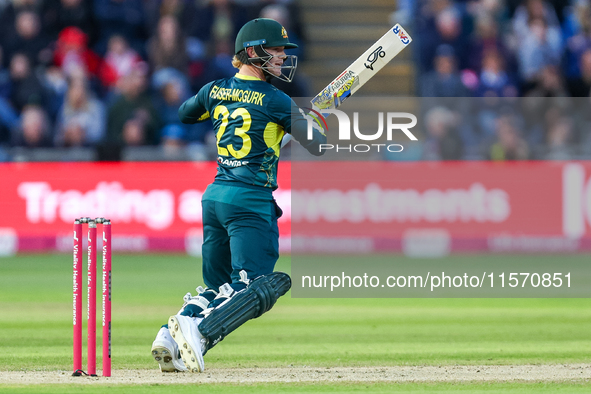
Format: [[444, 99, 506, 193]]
[[281, 27, 288, 38], [218, 157, 249, 167]]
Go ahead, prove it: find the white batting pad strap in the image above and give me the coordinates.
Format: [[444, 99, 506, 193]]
[[218, 283, 234, 297], [239, 270, 250, 285], [201, 307, 214, 318], [196, 286, 207, 295], [207, 283, 238, 312], [183, 292, 193, 304], [179, 289, 214, 314], [186, 296, 210, 310], [179, 292, 194, 313]]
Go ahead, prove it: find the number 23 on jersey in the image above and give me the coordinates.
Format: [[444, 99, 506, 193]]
[[214, 105, 252, 159]]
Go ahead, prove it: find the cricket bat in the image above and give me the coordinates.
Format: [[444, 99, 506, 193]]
[[310, 23, 412, 111], [283, 24, 412, 146]]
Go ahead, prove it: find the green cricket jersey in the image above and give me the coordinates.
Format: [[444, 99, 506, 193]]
[[178, 73, 326, 190]]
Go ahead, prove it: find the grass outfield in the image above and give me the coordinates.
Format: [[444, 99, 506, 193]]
[[0, 253, 590, 393], [1, 382, 591, 394]]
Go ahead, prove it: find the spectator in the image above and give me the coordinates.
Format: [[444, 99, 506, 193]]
[[161, 123, 185, 154], [421, 44, 470, 97], [211, 39, 238, 78], [517, 17, 563, 84], [210, 0, 250, 43], [542, 116, 576, 159], [476, 48, 519, 97], [422, 106, 464, 160], [0, 0, 43, 50], [121, 116, 149, 146], [419, 6, 470, 73], [519, 92, 571, 150], [154, 78, 189, 141], [0, 46, 11, 99], [55, 76, 105, 146], [147, 15, 188, 74], [182, 1, 215, 45], [153, 72, 209, 147], [468, 15, 514, 74], [390, 0, 415, 28], [0, 46, 17, 145], [525, 65, 568, 97], [145, 0, 181, 28], [512, 0, 561, 38], [103, 34, 143, 87], [183, 0, 251, 46], [92, 0, 147, 56], [467, 0, 509, 24], [562, 0, 591, 79], [487, 114, 529, 160], [157, 78, 184, 118], [11, 104, 52, 147], [57, 118, 86, 147], [568, 48, 591, 96], [43, 0, 96, 43], [144, 0, 201, 40], [42, 66, 69, 116], [9, 53, 53, 113], [106, 62, 160, 146], [53, 27, 104, 81], [0, 0, 587, 162], [152, 74, 211, 145], [4, 11, 52, 67], [190, 38, 237, 91]]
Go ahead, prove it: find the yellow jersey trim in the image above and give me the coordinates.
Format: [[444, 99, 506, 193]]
[[235, 73, 263, 81]]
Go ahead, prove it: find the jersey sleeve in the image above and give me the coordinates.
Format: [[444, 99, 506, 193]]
[[269, 91, 327, 156], [178, 82, 214, 124]]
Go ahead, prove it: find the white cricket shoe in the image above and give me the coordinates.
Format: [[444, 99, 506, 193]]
[[168, 315, 205, 373], [151, 326, 188, 372]]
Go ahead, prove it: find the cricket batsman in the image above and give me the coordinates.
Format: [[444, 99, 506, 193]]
[[151, 18, 326, 373]]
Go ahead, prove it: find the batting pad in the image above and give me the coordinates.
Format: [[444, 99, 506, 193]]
[[198, 272, 291, 352]]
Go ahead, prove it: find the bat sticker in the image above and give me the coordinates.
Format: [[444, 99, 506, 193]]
[[312, 71, 359, 109], [364, 46, 386, 70], [393, 25, 410, 45]]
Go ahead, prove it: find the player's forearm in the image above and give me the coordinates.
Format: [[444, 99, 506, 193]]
[[178, 96, 210, 124], [290, 117, 327, 156]]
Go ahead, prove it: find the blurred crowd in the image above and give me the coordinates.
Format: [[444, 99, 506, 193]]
[[3, 0, 591, 162], [399, 0, 591, 160], [0, 0, 305, 161]]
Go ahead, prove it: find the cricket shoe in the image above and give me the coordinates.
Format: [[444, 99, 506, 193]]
[[168, 315, 205, 373], [151, 326, 188, 372]]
